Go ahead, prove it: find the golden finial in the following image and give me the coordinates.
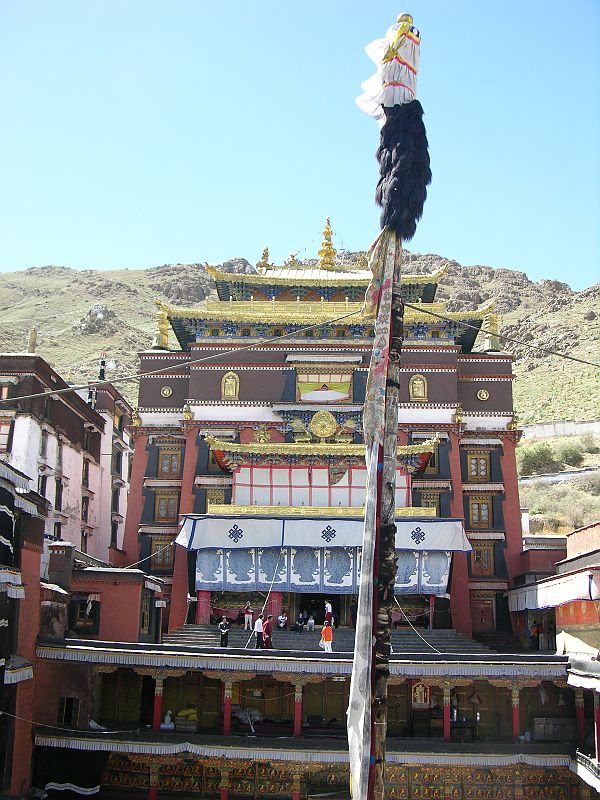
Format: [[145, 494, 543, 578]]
[[257, 247, 271, 272], [318, 217, 337, 271], [285, 252, 300, 267], [453, 405, 464, 425], [131, 408, 141, 427], [151, 301, 169, 349], [483, 312, 501, 351], [27, 326, 37, 353], [182, 402, 193, 421], [507, 413, 519, 431]]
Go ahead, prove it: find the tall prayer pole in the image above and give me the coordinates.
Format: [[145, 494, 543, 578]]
[[348, 14, 431, 800]]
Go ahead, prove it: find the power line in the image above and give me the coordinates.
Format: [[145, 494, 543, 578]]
[[404, 302, 600, 369]]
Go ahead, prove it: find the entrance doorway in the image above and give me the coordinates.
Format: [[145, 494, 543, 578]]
[[293, 594, 342, 626]]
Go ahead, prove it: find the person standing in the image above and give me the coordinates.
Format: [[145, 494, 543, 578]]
[[218, 616, 230, 648], [243, 601, 254, 631], [320, 620, 333, 653], [263, 614, 274, 648], [254, 613, 264, 649], [324, 599, 333, 626]]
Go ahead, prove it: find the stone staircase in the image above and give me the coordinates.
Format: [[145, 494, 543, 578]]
[[162, 624, 495, 655]]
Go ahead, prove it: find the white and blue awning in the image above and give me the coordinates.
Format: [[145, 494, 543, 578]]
[[177, 515, 470, 553], [508, 568, 600, 612]]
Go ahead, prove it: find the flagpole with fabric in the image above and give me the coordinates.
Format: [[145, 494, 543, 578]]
[[347, 13, 431, 800]]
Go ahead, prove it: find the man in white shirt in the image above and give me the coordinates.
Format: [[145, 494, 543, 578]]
[[253, 614, 264, 649]]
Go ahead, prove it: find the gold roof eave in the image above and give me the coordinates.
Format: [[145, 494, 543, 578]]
[[206, 503, 436, 518], [205, 436, 437, 457], [206, 264, 448, 287], [161, 299, 494, 326]]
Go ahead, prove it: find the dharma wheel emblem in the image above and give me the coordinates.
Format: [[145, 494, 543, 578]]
[[477, 389, 490, 401], [309, 409, 338, 440]]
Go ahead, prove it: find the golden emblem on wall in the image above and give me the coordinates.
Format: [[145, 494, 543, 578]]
[[476, 389, 489, 401], [160, 385, 173, 398], [221, 372, 240, 400], [254, 424, 271, 443], [309, 409, 338, 440]]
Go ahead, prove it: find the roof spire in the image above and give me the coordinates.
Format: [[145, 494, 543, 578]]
[[26, 326, 37, 353], [318, 217, 337, 271], [256, 247, 271, 272], [151, 301, 169, 350]]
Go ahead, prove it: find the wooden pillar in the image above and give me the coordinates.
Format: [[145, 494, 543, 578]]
[[152, 676, 164, 732], [443, 686, 451, 742], [594, 691, 600, 759], [291, 771, 302, 800], [219, 769, 230, 800], [195, 590, 211, 625], [511, 687, 520, 742], [575, 688, 585, 750], [223, 680, 233, 736], [294, 682, 303, 737], [148, 762, 159, 800], [429, 594, 435, 629]]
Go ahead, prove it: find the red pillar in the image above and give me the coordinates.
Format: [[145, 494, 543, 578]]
[[195, 589, 211, 625], [220, 792, 228, 800], [443, 688, 451, 742], [149, 789, 158, 800], [152, 676, 164, 732], [223, 680, 232, 736], [292, 773, 302, 800], [511, 688, 520, 742], [121, 431, 149, 565], [294, 683, 303, 737], [170, 424, 200, 631], [219, 770, 230, 800], [448, 430, 472, 637], [499, 436, 524, 583], [266, 591, 283, 620], [148, 763, 159, 800], [429, 594, 435, 629], [594, 692, 600, 759], [575, 689, 585, 750]]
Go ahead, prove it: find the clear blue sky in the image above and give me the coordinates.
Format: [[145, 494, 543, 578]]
[[1, 1, 598, 289]]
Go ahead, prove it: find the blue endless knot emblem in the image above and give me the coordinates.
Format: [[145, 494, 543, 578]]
[[228, 524, 244, 543], [321, 525, 337, 543], [410, 526, 426, 545]]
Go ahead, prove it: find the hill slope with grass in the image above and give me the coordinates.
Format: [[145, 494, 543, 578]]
[[0, 252, 598, 422]]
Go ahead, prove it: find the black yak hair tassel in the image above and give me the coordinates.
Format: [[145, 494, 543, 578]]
[[375, 99, 432, 241]]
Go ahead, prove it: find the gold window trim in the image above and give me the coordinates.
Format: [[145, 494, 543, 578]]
[[467, 450, 491, 482], [420, 492, 440, 515], [221, 371, 240, 400], [154, 492, 180, 522], [468, 495, 493, 529], [471, 541, 495, 576], [151, 536, 174, 568], [409, 374, 428, 402], [158, 447, 182, 479]]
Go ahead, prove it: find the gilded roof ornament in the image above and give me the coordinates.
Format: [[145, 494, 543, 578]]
[[27, 326, 37, 354], [151, 300, 170, 350], [256, 247, 272, 273], [318, 217, 337, 272]]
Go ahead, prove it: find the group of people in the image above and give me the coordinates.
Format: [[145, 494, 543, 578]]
[[217, 599, 336, 651]]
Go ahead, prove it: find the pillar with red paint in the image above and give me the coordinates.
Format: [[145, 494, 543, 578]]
[[292, 772, 302, 800], [148, 762, 159, 800], [443, 687, 451, 742], [152, 675, 164, 732], [223, 680, 233, 736], [511, 687, 520, 742], [575, 689, 585, 750], [594, 691, 600, 759], [294, 682, 303, 737]]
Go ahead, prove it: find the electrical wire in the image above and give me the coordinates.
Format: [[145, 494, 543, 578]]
[[403, 302, 600, 369], [0, 309, 364, 406], [0, 709, 140, 736]]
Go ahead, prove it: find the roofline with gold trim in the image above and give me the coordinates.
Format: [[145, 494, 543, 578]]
[[206, 264, 448, 287], [205, 436, 437, 457]]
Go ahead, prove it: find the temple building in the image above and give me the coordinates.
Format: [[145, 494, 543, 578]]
[[24, 226, 600, 799]]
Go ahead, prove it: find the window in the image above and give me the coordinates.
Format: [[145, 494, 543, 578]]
[[81, 459, 90, 487], [430, 330, 441, 339], [140, 591, 152, 634], [272, 329, 283, 338], [211, 328, 220, 337], [111, 449, 123, 476], [38, 474, 47, 497], [0, 421, 13, 452], [56, 442, 63, 472], [471, 542, 494, 576], [58, 697, 80, 726], [110, 522, 119, 548], [155, 493, 179, 523], [241, 328, 251, 337], [151, 536, 174, 569], [424, 445, 439, 475], [69, 594, 100, 634], [420, 493, 440, 515], [53, 522, 62, 540], [409, 374, 428, 402], [40, 430, 49, 458], [112, 488, 120, 513], [80, 529, 88, 553], [55, 479, 63, 511], [81, 495, 89, 523], [206, 487, 225, 507], [158, 448, 181, 479], [467, 452, 490, 482], [336, 328, 347, 338], [114, 409, 123, 432], [0, 384, 10, 401], [469, 497, 492, 528], [221, 371, 240, 400]]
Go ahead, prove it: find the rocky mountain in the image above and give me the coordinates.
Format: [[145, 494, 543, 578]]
[[0, 253, 597, 424]]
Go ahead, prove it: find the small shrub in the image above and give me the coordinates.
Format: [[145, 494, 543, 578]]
[[554, 440, 584, 467], [579, 432, 599, 454], [517, 442, 560, 476]]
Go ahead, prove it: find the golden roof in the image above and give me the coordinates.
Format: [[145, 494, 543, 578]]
[[205, 264, 449, 288], [206, 503, 436, 518], [205, 436, 437, 457], [162, 298, 494, 326]]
